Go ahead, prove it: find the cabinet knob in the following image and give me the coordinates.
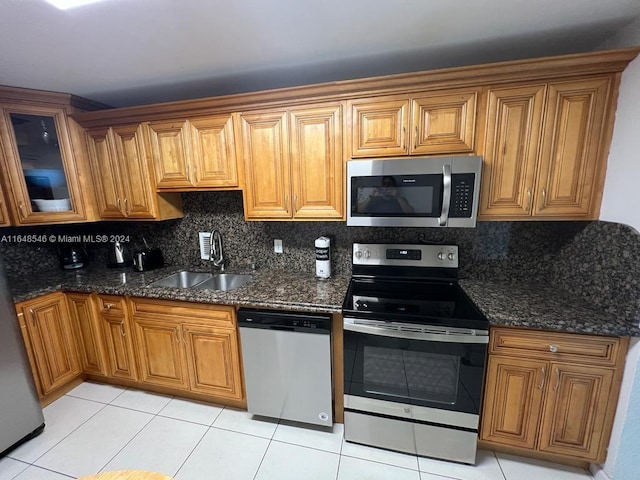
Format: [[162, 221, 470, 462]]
[[119, 320, 126, 337], [18, 202, 25, 219], [105, 303, 113, 309], [414, 126, 418, 150], [549, 344, 558, 353], [539, 366, 546, 389], [540, 188, 547, 210], [526, 188, 532, 212], [124, 198, 129, 215]]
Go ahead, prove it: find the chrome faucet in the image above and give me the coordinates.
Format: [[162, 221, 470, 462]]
[[210, 229, 225, 272]]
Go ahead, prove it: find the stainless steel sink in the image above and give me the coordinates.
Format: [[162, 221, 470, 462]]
[[147, 271, 212, 289], [193, 273, 252, 291]]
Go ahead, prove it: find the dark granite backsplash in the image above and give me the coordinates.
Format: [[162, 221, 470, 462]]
[[2, 191, 639, 325]]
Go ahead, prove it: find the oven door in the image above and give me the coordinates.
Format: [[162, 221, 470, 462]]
[[343, 318, 487, 417]]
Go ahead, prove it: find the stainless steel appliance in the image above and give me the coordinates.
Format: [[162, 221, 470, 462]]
[[107, 241, 132, 268], [0, 256, 45, 456], [58, 244, 88, 269], [347, 156, 482, 228], [342, 243, 489, 464], [238, 308, 333, 427]]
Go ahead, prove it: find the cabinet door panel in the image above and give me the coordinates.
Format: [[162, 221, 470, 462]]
[[290, 105, 344, 219], [190, 116, 238, 188], [350, 98, 409, 157], [479, 85, 545, 217], [183, 324, 243, 400], [0, 104, 88, 224], [100, 314, 137, 381], [538, 363, 614, 461], [22, 294, 80, 394], [67, 293, 107, 376], [86, 128, 125, 218], [239, 111, 291, 218], [411, 91, 477, 154], [535, 78, 610, 217], [112, 125, 156, 218], [132, 317, 188, 389], [480, 355, 546, 450], [148, 120, 192, 188]]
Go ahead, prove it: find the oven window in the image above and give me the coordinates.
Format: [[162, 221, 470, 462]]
[[351, 175, 442, 217], [344, 330, 486, 415], [363, 346, 459, 404]]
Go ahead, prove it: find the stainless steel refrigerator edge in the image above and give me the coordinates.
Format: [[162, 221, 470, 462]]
[[0, 257, 45, 456]]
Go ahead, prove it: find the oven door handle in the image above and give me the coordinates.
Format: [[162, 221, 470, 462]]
[[343, 321, 489, 344], [438, 163, 452, 226]]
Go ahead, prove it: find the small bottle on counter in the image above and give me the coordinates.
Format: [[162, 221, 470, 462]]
[[315, 236, 331, 279]]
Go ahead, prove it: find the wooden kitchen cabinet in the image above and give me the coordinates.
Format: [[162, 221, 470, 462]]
[[16, 292, 81, 396], [479, 77, 614, 220], [130, 298, 243, 402], [0, 175, 11, 226], [480, 327, 627, 463], [348, 89, 478, 158], [67, 293, 108, 376], [148, 115, 239, 190], [239, 103, 344, 220], [0, 102, 92, 224], [97, 294, 138, 381], [86, 124, 183, 220]]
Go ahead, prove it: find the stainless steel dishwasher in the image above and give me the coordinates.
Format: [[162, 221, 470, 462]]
[[238, 308, 333, 426]]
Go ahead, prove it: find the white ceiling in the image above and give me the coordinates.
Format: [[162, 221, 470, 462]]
[[1, 0, 639, 107]]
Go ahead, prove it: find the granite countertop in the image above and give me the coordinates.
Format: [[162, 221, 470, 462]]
[[460, 279, 640, 337], [11, 266, 639, 337], [12, 265, 350, 314]]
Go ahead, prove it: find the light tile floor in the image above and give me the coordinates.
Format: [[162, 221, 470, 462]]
[[0, 382, 594, 480]]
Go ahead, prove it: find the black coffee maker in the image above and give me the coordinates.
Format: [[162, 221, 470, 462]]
[[58, 244, 88, 269]]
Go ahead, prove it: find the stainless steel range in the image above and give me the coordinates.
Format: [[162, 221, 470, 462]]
[[342, 243, 489, 465]]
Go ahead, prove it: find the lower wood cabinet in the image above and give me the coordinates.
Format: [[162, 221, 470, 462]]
[[67, 293, 108, 376], [96, 294, 138, 381], [480, 327, 628, 463], [130, 298, 244, 402], [16, 292, 81, 397]]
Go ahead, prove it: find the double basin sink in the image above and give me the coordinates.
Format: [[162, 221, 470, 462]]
[[148, 270, 252, 292]]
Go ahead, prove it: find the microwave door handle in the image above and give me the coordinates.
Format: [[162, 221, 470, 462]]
[[438, 164, 452, 226]]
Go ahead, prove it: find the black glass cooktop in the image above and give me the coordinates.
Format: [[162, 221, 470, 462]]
[[342, 278, 488, 330]]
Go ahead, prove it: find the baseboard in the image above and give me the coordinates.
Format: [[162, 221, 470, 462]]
[[590, 463, 612, 480]]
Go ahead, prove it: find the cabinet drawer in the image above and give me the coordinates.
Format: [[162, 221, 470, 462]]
[[96, 295, 127, 315], [130, 298, 235, 327], [489, 327, 623, 367]]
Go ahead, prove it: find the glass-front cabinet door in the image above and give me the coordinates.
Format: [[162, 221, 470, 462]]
[[0, 104, 88, 224]]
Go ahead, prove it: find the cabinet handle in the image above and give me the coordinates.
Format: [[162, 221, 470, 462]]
[[526, 188, 532, 212], [105, 303, 113, 310], [117, 197, 121, 211], [124, 198, 129, 215], [175, 329, 180, 343], [549, 344, 558, 353], [18, 202, 25, 219], [539, 366, 546, 389], [120, 320, 126, 337], [553, 367, 560, 391], [414, 126, 418, 150], [540, 188, 547, 210], [401, 127, 406, 150], [29, 308, 35, 326]]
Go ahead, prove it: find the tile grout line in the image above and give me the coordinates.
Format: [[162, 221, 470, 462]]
[[94, 394, 174, 474], [250, 416, 280, 480], [493, 451, 509, 480]]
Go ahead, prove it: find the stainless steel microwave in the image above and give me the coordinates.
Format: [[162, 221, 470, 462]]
[[347, 156, 482, 228]]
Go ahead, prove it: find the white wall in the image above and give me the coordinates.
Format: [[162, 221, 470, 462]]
[[596, 42, 640, 480]]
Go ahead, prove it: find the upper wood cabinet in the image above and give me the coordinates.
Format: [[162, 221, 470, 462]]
[[0, 174, 11, 226], [0, 103, 93, 225], [348, 89, 478, 158], [86, 124, 183, 220], [239, 103, 344, 220], [479, 77, 614, 220], [16, 292, 81, 396], [148, 115, 239, 190], [480, 327, 627, 463]]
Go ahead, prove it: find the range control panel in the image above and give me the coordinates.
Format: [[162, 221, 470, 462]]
[[353, 243, 458, 268]]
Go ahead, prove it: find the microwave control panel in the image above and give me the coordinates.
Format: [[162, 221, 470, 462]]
[[450, 173, 475, 218]]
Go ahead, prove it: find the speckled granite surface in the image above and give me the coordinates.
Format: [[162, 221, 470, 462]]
[[460, 279, 640, 337], [11, 265, 350, 314]]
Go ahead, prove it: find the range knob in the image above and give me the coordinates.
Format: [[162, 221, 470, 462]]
[[364, 250, 371, 259], [437, 252, 447, 261], [355, 250, 363, 259], [448, 253, 456, 261]]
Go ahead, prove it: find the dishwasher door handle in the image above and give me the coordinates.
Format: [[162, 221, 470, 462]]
[[270, 325, 295, 332]]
